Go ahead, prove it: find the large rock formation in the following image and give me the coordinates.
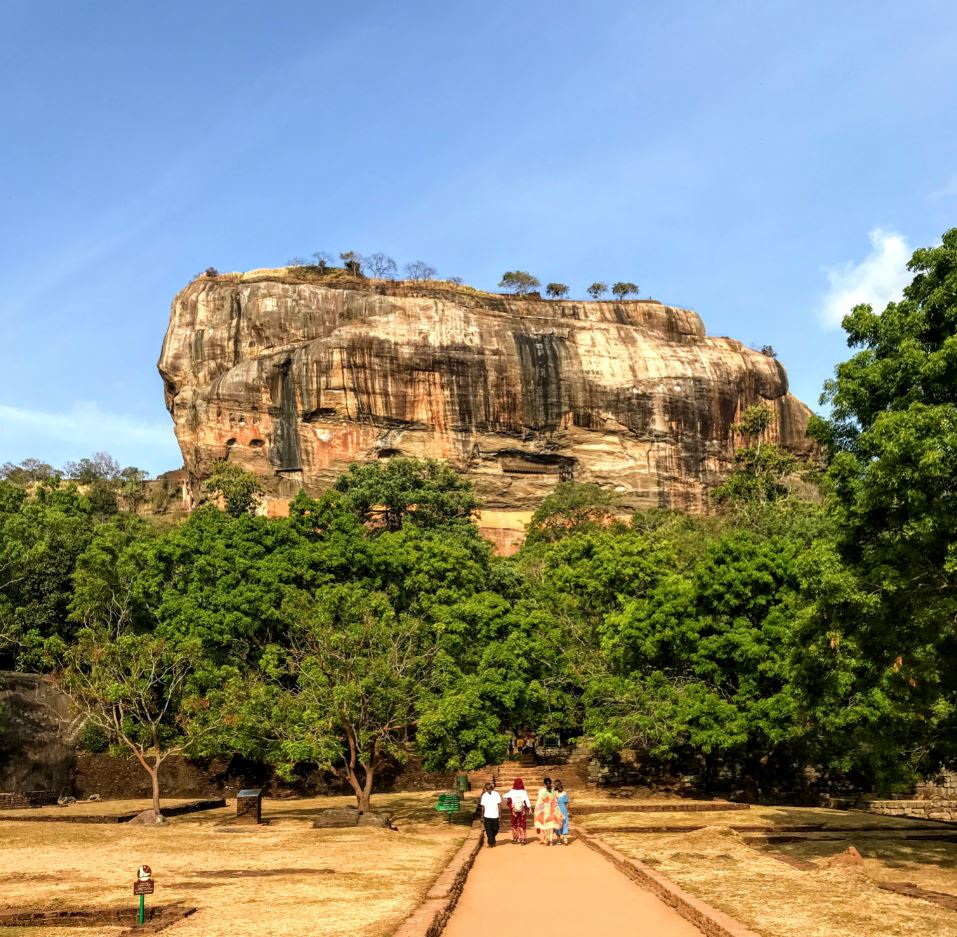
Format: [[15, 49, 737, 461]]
[[159, 271, 814, 511]]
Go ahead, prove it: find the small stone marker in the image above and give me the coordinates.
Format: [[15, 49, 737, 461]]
[[236, 788, 263, 824]]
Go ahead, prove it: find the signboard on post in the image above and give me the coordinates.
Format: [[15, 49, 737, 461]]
[[134, 865, 154, 923]]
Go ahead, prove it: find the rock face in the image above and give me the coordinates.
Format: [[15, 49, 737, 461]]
[[0, 672, 77, 794], [159, 271, 814, 511]]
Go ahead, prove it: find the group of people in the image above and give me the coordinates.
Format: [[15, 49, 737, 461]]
[[479, 777, 570, 847]]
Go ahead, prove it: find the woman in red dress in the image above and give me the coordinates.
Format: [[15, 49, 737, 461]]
[[503, 778, 531, 844]]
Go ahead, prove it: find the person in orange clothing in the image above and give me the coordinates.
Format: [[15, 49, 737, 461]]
[[534, 776, 561, 845]]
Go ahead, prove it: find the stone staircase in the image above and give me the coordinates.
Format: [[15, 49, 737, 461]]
[[467, 744, 593, 793]]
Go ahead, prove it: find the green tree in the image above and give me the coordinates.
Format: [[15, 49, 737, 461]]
[[204, 461, 262, 517], [330, 458, 477, 533], [62, 452, 121, 484], [611, 281, 639, 299], [590, 526, 811, 789], [545, 282, 569, 299], [0, 459, 55, 485], [800, 228, 957, 781], [499, 271, 541, 295], [712, 405, 795, 505], [119, 467, 149, 513], [586, 282, 608, 299], [57, 628, 207, 816], [0, 480, 100, 669], [524, 481, 622, 546]]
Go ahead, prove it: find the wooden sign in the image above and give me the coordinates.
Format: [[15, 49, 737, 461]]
[[133, 880, 155, 896]]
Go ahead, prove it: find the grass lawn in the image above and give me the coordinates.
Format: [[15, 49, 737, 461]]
[[589, 807, 957, 937], [0, 792, 470, 937]]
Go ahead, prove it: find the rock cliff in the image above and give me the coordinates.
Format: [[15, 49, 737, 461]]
[[159, 271, 814, 511]]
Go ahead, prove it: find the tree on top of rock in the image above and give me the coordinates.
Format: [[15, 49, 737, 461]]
[[339, 251, 363, 276], [499, 271, 540, 295], [612, 281, 639, 299], [404, 260, 437, 281], [587, 281, 608, 299], [546, 282, 570, 299], [363, 253, 397, 279]]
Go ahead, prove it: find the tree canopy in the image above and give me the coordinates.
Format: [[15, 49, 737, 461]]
[[499, 271, 540, 295]]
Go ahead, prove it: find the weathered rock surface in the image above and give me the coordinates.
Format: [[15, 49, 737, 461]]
[[159, 271, 814, 511], [311, 806, 360, 828], [0, 672, 77, 794]]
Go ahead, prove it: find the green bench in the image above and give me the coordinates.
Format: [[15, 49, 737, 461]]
[[435, 793, 461, 822]]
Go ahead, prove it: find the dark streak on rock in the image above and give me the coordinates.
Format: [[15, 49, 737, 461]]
[[268, 359, 302, 471]]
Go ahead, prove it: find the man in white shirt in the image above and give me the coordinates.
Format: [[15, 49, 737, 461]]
[[479, 781, 503, 848]]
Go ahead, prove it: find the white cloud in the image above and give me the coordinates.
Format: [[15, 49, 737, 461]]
[[0, 401, 181, 474], [819, 228, 911, 329]]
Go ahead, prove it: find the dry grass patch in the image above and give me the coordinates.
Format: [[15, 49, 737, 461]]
[[773, 835, 957, 897], [0, 792, 468, 937], [604, 825, 957, 937]]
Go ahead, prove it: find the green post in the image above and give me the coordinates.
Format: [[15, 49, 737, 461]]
[[139, 892, 145, 925]]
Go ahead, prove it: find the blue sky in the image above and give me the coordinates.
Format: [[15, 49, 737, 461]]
[[2, 0, 956, 476]]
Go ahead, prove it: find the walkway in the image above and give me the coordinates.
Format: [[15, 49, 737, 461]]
[[441, 835, 704, 937]]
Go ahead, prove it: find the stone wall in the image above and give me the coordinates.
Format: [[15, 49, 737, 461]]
[[856, 799, 957, 822], [915, 771, 957, 800], [0, 672, 77, 794]]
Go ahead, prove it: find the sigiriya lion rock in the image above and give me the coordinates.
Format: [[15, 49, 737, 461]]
[[159, 269, 815, 512]]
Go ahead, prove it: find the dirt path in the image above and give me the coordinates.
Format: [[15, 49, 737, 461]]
[[442, 835, 704, 936]]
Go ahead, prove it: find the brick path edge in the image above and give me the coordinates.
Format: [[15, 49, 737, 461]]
[[392, 823, 484, 937], [577, 830, 762, 937]]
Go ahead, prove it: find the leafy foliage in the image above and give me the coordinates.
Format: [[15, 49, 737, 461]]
[[204, 461, 262, 517], [611, 281, 639, 299], [800, 227, 957, 783], [499, 271, 540, 295], [58, 626, 206, 813], [524, 481, 623, 546], [586, 281, 608, 299]]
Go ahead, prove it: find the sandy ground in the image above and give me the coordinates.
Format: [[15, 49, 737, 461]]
[[442, 836, 703, 937], [0, 792, 468, 937]]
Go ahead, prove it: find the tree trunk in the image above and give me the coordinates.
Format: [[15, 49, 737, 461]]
[[148, 763, 161, 816], [345, 761, 377, 814]]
